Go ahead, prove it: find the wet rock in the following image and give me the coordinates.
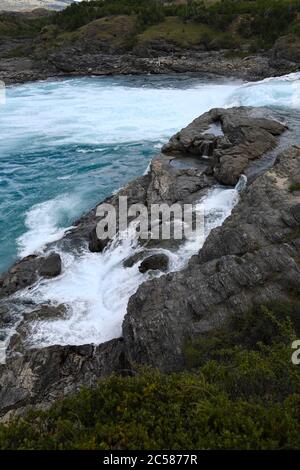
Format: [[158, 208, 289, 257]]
[[26, 304, 67, 321], [139, 254, 169, 274], [6, 304, 67, 357], [123, 252, 147, 268], [146, 152, 215, 206], [0, 253, 62, 298], [162, 107, 287, 186], [0, 256, 41, 298], [123, 145, 300, 371], [2, 45, 296, 87], [0, 305, 13, 326], [141, 236, 184, 252], [291, 203, 300, 225], [88, 227, 108, 253], [38, 253, 61, 278], [0, 106, 292, 417]]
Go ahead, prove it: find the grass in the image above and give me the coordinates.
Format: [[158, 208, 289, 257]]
[[0, 14, 50, 38], [137, 16, 237, 49], [61, 15, 138, 50]]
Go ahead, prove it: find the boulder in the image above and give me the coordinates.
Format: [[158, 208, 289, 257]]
[[123, 251, 147, 268], [0, 256, 41, 298], [162, 107, 286, 186], [139, 254, 169, 274], [0, 253, 62, 298], [38, 253, 61, 278]]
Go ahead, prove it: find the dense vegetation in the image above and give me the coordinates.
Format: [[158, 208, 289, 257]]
[[1, 293, 300, 450], [1, 0, 300, 51], [51, 0, 300, 48]]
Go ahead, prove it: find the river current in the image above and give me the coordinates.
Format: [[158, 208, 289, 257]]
[[1, 72, 300, 351]]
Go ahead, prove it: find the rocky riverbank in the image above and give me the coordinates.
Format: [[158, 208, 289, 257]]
[[0, 46, 299, 86], [1, 105, 300, 420], [1, 3, 300, 85]]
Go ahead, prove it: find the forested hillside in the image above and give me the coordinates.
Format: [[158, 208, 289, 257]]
[[1, 0, 300, 53], [0, 1, 74, 12]]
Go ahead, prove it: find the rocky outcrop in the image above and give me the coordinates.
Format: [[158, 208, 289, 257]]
[[0, 256, 41, 298], [0, 47, 298, 86], [272, 35, 300, 64], [0, 253, 62, 297], [38, 253, 61, 278], [139, 254, 169, 274], [0, 252, 61, 298], [0, 7, 299, 86], [123, 145, 300, 371], [0, 339, 127, 421], [0, 56, 59, 85], [0, 106, 294, 418], [88, 228, 107, 253], [0, 107, 287, 303], [46, 49, 286, 81], [162, 107, 286, 185]]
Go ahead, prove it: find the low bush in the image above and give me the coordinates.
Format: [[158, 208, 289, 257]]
[[1, 296, 300, 450]]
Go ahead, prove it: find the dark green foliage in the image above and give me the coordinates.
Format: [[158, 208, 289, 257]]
[[53, 0, 300, 42], [53, 0, 167, 32], [192, 0, 300, 46], [46, 0, 300, 49], [1, 296, 300, 450], [289, 182, 300, 192], [2, 1, 300, 50], [184, 296, 300, 366], [0, 13, 51, 38]]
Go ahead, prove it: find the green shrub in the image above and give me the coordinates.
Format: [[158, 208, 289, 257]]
[[53, 0, 168, 32], [0, 363, 300, 450], [1, 296, 300, 450]]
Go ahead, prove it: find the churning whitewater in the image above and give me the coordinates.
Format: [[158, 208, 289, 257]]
[[17, 178, 246, 348], [1, 72, 300, 351]]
